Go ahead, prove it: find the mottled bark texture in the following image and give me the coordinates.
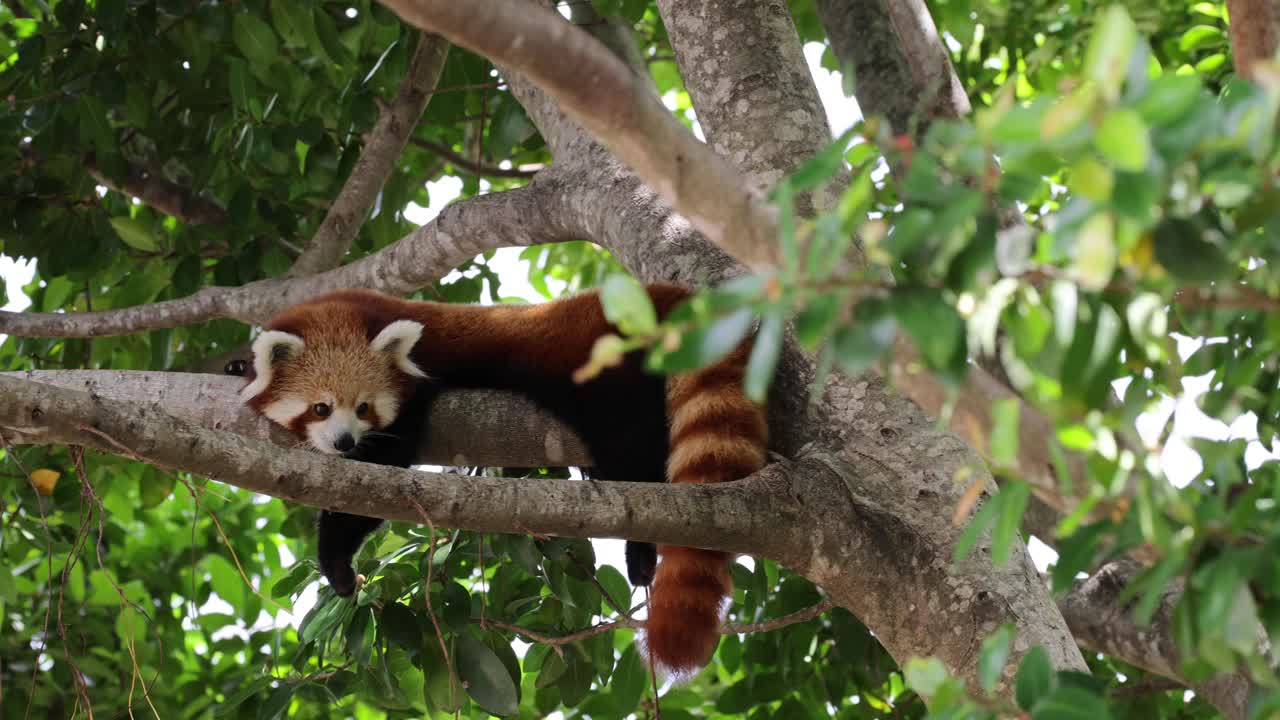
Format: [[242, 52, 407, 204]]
[[1226, 0, 1280, 81], [813, 0, 970, 136], [288, 33, 451, 276], [375, 0, 782, 270]]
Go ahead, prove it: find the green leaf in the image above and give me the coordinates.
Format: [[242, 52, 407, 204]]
[[534, 648, 568, 689], [109, 217, 160, 252], [271, 562, 316, 599], [744, 309, 784, 403], [594, 564, 632, 615], [832, 300, 896, 376], [228, 58, 256, 115], [1084, 5, 1137, 99], [78, 96, 114, 154], [1071, 212, 1117, 291], [649, 307, 755, 372], [1016, 646, 1054, 710], [257, 685, 293, 720], [610, 646, 645, 714], [1031, 686, 1113, 720], [1134, 75, 1205, 126], [600, 274, 657, 337], [795, 294, 840, 349], [903, 656, 949, 698], [992, 481, 1030, 565], [1153, 217, 1231, 283], [979, 625, 1015, 691], [233, 13, 280, 67], [138, 466, 175, 508], [217, 677, 273, 715], [786, 128, 854, 193], [954, 487, 999, 563], [1179, 24, 1226, 52], [990, 398, 1020, 470], [455, 634, 518, 716], [1095, 110, 1150, 172]]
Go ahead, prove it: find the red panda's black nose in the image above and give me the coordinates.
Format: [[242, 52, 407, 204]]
[[335, 434, 356, 453]]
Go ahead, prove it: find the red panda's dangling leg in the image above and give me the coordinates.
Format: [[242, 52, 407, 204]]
[[317, 511, 384, 596]]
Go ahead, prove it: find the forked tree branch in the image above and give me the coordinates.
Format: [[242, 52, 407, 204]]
[[289, 33, 451, 276], [373, 0, 782, 271], [0, 178, 573, 336]]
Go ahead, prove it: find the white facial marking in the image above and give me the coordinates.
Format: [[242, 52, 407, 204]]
[[261, 397, 308, 427], [305, 408, 372, 454], [370, 320, 428, 378], [241, 330, 306, 400], [373, 392, 400, 426]]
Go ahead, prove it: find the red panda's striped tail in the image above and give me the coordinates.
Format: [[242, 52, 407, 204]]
[[643, 343, 767, 675]]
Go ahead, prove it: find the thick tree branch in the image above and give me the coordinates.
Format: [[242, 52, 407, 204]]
[[813, 0, 969, 136], [85, 156, 226, 227], [373, 0, 781, 271], [288, 33, 451, 276], [656, 0, 845, 211], [0, 177, 574, 336], [0, 374, 795, 558], [1059, 560, 1252, 720], [4, 371, 592, 468], [1226, 0, 1280, 81]]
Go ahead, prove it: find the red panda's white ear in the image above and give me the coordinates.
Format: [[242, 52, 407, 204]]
[[370, 320, 427, 378], [241, 330, 306, 400]]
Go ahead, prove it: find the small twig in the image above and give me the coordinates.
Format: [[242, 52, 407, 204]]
[[1110, 678, 1185, 698], [408, 137, 540, 178], [407, 498, 459, 719], [480, 617, 638, 654], [721, 596, 836, 634]]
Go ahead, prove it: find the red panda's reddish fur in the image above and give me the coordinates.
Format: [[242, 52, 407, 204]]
[[247, 284, 767, 675], [646, 340, 767, 673]]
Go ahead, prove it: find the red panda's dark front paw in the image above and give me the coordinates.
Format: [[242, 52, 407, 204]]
[[325, 563, 358, 597]]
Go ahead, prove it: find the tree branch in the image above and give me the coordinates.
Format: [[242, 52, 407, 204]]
[[813, 0, 970, 137], [656, 0, 843, 207], [289, 33, 451, 276], [373, 0, 782, 271], [2, 371, 594, 469], [0, 177, 575, 336], [1058, 560, 1252, 720], [85, 156, 226, 227], [0, 374, 793, 557], [1225, 0, 1280, 81]]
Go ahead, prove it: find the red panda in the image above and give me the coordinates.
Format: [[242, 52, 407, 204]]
[[240, 284, 767, 675]]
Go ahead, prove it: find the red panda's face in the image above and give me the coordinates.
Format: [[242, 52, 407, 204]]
[[241, 319, 426, 455]]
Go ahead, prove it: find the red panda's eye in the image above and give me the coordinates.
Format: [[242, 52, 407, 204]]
[[356, 402, 369, 417], [313, 403, 331, 417]]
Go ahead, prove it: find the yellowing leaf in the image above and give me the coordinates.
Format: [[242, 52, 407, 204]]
[[31, 468, 60, 496]]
